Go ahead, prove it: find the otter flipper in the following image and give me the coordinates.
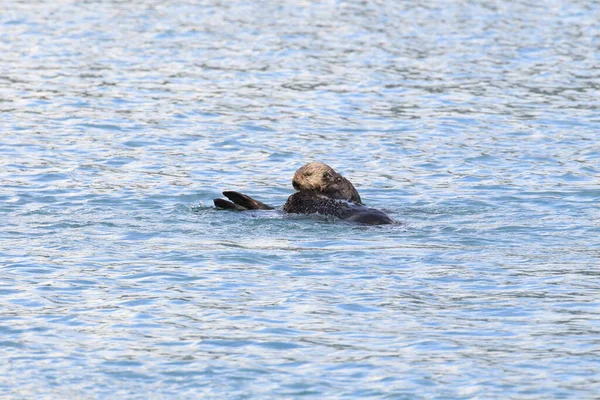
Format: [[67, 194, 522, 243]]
[[223, 191, 274, 210], [214, 198, 247, 211]]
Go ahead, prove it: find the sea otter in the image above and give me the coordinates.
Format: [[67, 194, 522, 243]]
[[213, 162, 394, 225]]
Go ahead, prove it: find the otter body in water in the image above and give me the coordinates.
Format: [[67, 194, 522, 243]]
[[214, 162, 394, 225], [283, 190, 393, 225]]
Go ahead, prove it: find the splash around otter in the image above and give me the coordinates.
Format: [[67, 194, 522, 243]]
[[214, 162, 394, 225]]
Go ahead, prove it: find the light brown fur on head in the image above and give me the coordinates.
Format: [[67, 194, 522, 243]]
[[292, 162, 362, 204], [292, 162, 336, 192]]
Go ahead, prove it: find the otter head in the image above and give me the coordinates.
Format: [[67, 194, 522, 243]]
[[292, 162, 362, 204]]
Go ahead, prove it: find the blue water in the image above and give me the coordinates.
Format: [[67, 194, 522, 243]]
[[1, 0, 599, 398]]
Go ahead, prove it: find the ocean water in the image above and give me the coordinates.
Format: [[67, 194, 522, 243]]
[[1, 0, 599, 398]]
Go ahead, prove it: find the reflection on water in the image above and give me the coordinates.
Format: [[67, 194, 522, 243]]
[[1, 0, 599, 398]]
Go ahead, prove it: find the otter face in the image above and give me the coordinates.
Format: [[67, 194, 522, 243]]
[[292, 162, 362, 204], [292, 162, 335, 192]]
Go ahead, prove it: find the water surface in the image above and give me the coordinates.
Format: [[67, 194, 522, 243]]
[[1, 0, 599, 398]]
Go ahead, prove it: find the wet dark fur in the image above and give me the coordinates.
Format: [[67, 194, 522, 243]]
[[282, 191, 394, 225]]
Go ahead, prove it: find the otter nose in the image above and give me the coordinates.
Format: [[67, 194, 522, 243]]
[[292, 179, 301, 190]]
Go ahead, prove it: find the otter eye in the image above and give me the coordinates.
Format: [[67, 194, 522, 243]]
[[304, 171, 312, 177]]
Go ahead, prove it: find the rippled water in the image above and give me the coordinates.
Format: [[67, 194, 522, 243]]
[[1, 0, 599, 398]]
